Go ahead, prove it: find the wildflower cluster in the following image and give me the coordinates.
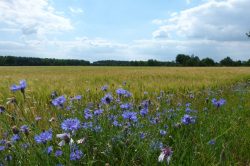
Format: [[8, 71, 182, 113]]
[[0, 79, 230, 165]]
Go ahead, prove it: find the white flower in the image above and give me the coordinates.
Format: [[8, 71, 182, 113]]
[[158, 147, 173, 164], [56, 133, 73, 146], [77, 138, 86, 144], [158, 152, 165, 162]]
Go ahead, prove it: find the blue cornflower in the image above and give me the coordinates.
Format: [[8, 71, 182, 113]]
[[84, 108, 93, 119], [101, 93, 113, 104], [55, 150, 63, 157], [149, 117, 160, 124], [181, 114, 196, 125], [0, 146, 5, 151], [150, 141, 163, 150], [5, 155, 12, 161], [208, 139, 216, 145], [140, 132, 146, 139], [141, 100, 150, 108], [71, 95, 82, 101], [120, 103, 132, 110], [61, 118, 81, 131], [82, 122, 93, 129], [46, 146, 53, 154], [11, 134, 20, 142], [93, 125, 102, 132], [160, 130, 167, 136], [112, 120, 121, 127], [34, 130, 52, 144], [122, 111, 137, 122], [185, 107, 192, 114], [52, 96, 66, 107], [94, 109, 103, 116], [0, 140, 6, 145], [116, 88, 132, 97], [11, 85, 20, 92], [186, 103, 191, 107], [212, 98, 226, 108], [101, 85, 108, 91], [70, 149, 84, 161], [140, 108, 148, 116], [0, 106, 5, 113], [10, 80, 27, 92], [108, 115, 117, 121], [21, 143, 30, 149], [20, 125, 29, 135]]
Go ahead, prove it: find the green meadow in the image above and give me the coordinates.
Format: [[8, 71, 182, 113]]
[[0, 67, 249, 165]]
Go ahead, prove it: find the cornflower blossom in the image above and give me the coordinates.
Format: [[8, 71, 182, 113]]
[[122, 111, 138, 122], [20, 125, 29, 135], [82, 122, 93, 129], [101, 93, 113, 104], [186, 103, 191, 107], [120, 103, 133, 110], [101, 85, 108, 91], [52, 96, 66, 107], [0, 106, 5, 113], [140, 108, 148, 116], [150, 141, 163, 150], [141, 100, 150, 108], [208, 139, 216, 145], [140, 132, 146, 139], [0, 146, 5, 151], [116, 88, 132, 97], [70, 147, 84, 161], [185, 107, 192, 114], [71, 95, 82, 101], [5, 155, 12, 161], [10, 80, 27, 92], [11, 134, 20, 142], [93, 125, 102, 132], [55, 150, 63, 157], [34, 130, 52, 144], [212, 98, 226, 108], [158, 147, 173, 164], [22, 143, 30, 149], [181, 114, 196, 125], [94, 109, 103, 116], [160, 130, 167, 136], [46, 146, 53, 154], [61, 118, 81, 132], [112, 120, 121, 127], [84, 109, 93, 119]]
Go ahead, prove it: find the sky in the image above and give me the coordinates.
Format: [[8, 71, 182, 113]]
[[0, 0, 249, 62]]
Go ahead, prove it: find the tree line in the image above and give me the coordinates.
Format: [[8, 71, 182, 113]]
[[0, 55, 249, 66], [0, 56, 90, 66]]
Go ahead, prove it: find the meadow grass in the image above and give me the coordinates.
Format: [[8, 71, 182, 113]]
[[0, 67, 249, 165]]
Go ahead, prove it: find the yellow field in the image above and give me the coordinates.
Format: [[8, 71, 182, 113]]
[[0, 67, 249, 97]]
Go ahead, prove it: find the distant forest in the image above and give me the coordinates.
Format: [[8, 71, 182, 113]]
[[0, 55, 250, 66]]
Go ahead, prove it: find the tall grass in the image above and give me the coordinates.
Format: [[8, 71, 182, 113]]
[[0, 67, 249, 165]]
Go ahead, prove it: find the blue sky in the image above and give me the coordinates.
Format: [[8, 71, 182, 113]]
[[0, 0, 249, 61]]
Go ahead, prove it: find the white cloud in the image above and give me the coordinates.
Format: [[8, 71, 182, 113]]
[[0, 0, 73, 36], [69, 7, 84, 14], [153, 0, 250, 41]]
